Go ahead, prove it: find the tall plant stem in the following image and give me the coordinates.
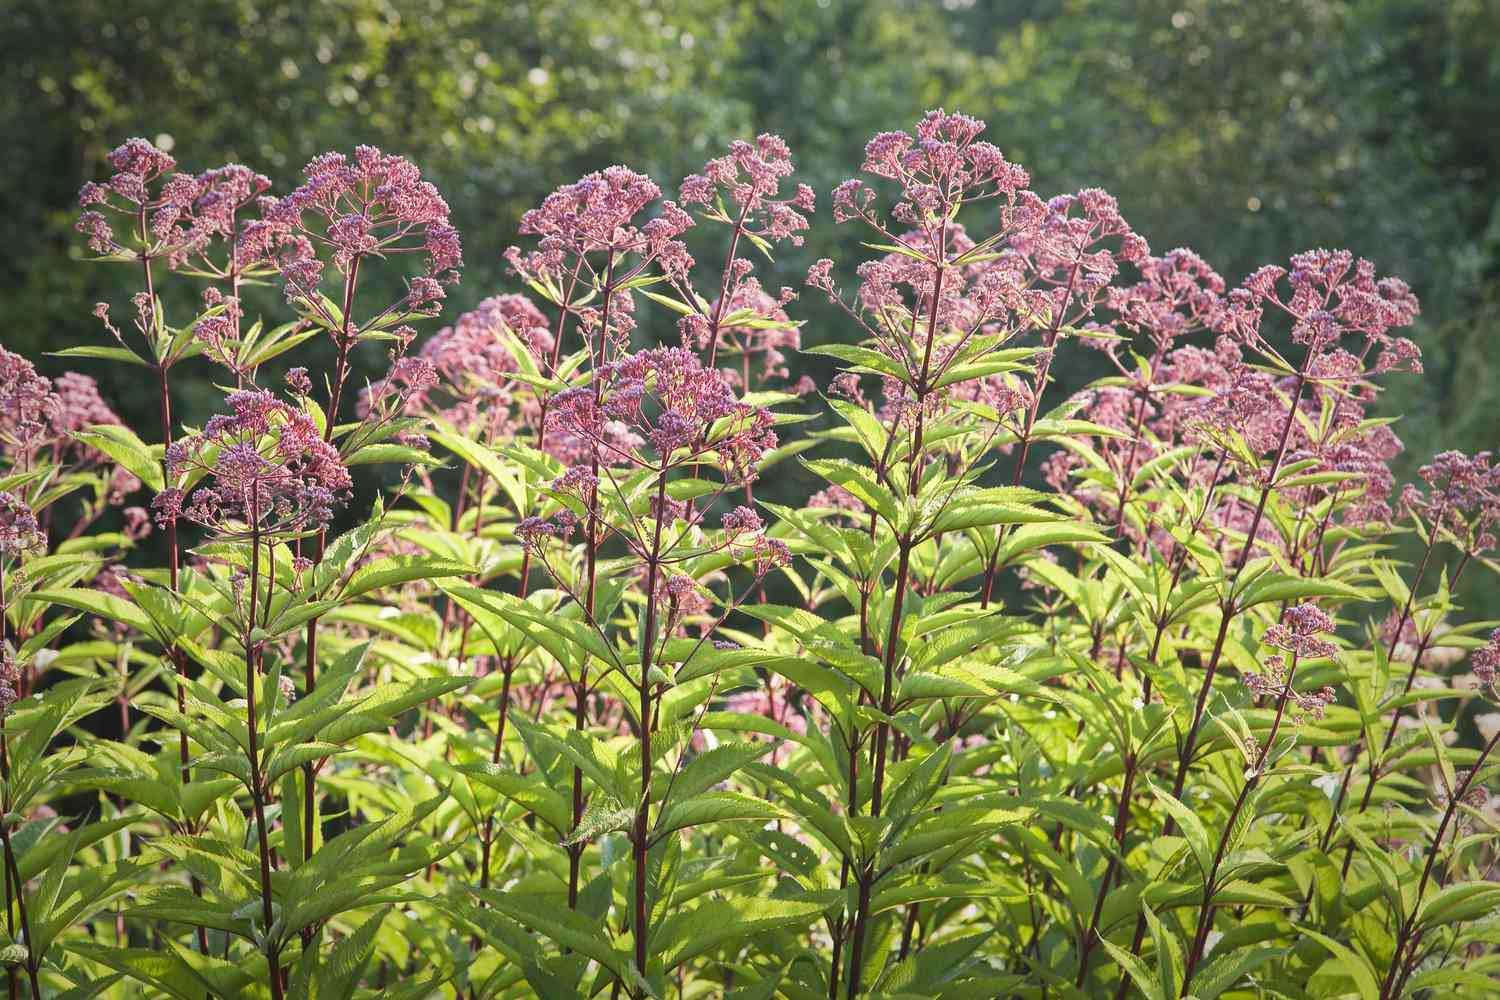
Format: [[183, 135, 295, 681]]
[[1379, 724, 1500, 999], [1112, 388, 1152, 533], [1074, 750, 1140, 986], [827, 731, 860, 999], [1114, 371, 1307, 1000], [980, 261, 1081, 608], [479, 263, 583, 894], [1332, 544, 1466, 879], [569, 255, 618, 914], [1302, 541, 1465, 916], [1169, 372, 1307, 809], [847, 237, 946, 998], [1077, 453, 1231, 982], [137, 216, 214, 956], [0, 818, 39, 999], [0, 691, 39, 1000], [0, 568, 13, 1000], [1179, 653, 1303, 991], [704, 200, 752, 370], [630, 469, 672, 996], [245, 520, 283, 1000], [136, 208, 193, 789], [298, 258, 362, 874]]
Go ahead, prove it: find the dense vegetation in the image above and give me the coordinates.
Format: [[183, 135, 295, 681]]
[[0, 100, 1497, 1000], [6, 1, 1499, 479]]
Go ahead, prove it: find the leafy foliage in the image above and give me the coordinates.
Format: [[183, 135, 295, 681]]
[[0, 105, 1497, 1000]]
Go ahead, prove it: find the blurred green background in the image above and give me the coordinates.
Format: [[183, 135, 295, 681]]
[[4, 0, 1498, 600]]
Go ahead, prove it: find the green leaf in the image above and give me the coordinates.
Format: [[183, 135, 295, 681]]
[[1415, 881, 1500, 930], [1150, 785, 1216, 881], [50, 345, 151, 367], [1299, 927, 1381, 1000], [659, 742, 778, 807], [566, 798, 635, 846], [659, 893, 839, 971], [474, 888, 646, 995], [1237, 574, 1368, 611], [71, 423, 165, 491], [652, 792, 785, 842], [31, 588, 157, 638], [802, 457, 898, 525], [1188, 946, 1284, 1000], [340, 555, 473, 599], [1099, 933, 1167, 1000]]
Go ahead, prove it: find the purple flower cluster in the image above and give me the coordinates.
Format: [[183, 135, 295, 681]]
[[0, 492, 43, 558], [815, 114, 1156, 453], [1047, 243, 1425, 549], [1263, 603, 1339, 660], [1472, 628, 1500, 696], [387, 294, 557, 435], [506, 166, 693, 284], [76, 138, 189, 256], [0, 645, 18, 715], [840, 109, 1030, 226], [1401, 451, 1500, 554], [550, 347, 777, 482], [0, 347, 57, 459], [1246, 604, 1339, 720], [1, 347, 131, 478], [76, 139, 279, 276], [246, 146, 462, 311], [680, 134, 815, 246], [157, 390, 352, 535], [1234, 250, 1420, 362], [720, 505, 792, 577]]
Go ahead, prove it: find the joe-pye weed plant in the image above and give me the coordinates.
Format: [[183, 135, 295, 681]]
[[0, 108, 1493, 998]]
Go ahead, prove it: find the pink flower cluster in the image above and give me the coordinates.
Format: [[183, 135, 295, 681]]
[[157, 390, 351, 535], [550, 347, 777, 482], [1246, 604, 1339, 720], [1472, 629, 1500, 696], [1263, 603, 1339, 660], [506, 165, 694, 284], [1047, 244, 1424, 549], [246, 146, 462, 311], [840, 109, 1030, 226], [77, 139, 277, 274], [0, 645, 18, 715], [1, 347, 131, 480], [679, 133, 815, 246], [381, 294, 557, 436], [1401, 451, 1500, 554], [720, 505, 792, 577], [0, 491, 43, 558]]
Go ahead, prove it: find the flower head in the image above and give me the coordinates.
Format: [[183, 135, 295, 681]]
[[1401, 451, 1500, 554], [680, 134, 813, 246], [552, 348, 776, 482], [250, 146, 461, 309], [1472, 628, 1500, 696], [75, 138, 204, 260], [0, 492, 43, 557], [163, 390, 351, 535], [0, 645, 19, 715]]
